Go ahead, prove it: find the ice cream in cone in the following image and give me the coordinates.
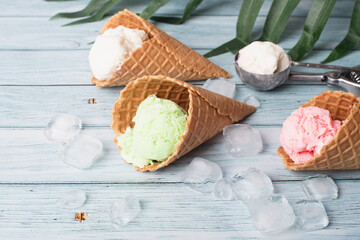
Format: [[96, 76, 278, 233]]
[[111, 75, 256, 171], [89, 9, 230, 87], [278, 91, 360, 170]]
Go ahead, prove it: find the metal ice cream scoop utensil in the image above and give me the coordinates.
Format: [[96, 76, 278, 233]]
[[234, 52, 360, 96]]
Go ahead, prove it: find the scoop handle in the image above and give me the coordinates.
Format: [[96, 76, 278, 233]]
[[288, 72, 325, 81], [292, 61, 354, 71]]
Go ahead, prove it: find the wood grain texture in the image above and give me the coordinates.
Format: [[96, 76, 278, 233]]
[[1, 50, 359, 85], [0, 16, 354, 51], [1, 0, 355, 17], [0, 85, 345, 128], [1, 128, 359, 184], [1, 0, 360, 238], [0, 182, 359, 239]]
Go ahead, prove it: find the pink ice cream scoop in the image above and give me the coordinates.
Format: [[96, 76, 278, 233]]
[[280, 106, 342, 164]]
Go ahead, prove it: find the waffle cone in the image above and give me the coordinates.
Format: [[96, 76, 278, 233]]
[[111, 75, 256, 171], [92, 10, 230, 87], [278, 91, 360, 171]]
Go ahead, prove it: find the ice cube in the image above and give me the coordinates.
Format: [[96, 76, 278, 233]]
[[60, 134, 103, 169], [213, 178, 235, 200], [302, 175, 338, 201], [44, 114, 82, 143], [203, 78, 236, 98], [181, 157, 223, 194], [109, 195, 141, 227], [292, 199, 329, 231], [247, 194, 296, 234], [57, 189, 87, 209], [223, 124, 263, 157], [244, 93, 261, 108], [232, 167, 274, 202]]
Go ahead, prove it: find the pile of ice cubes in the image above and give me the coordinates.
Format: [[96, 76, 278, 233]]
[[181, 158, 338, 234], [44, 113, 103, 169], [47, 114, 141, 226]]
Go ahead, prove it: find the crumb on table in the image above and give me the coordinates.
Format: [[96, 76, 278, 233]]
[[75, 212, 88, 222]]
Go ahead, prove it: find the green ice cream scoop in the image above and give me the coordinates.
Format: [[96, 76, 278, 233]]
[[117, 95, 187, 167]]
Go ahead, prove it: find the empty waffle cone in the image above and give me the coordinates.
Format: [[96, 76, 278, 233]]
[[111, 75, 256, 171], [278, 90, 360, 170], [92, 9, 230, 87]]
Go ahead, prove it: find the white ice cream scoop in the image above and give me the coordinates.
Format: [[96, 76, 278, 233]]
[[234, 52, 360, 96], [89, 26, 149, 80]]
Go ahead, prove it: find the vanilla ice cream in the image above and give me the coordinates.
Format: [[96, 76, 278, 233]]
[[89, 26, 149, 80], [237, 41, 289, 75]]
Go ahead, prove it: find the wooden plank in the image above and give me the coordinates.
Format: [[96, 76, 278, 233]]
[[1, 0, 355, 17], [0, 181, 359, 238], [1, 49, 359, 85], [0, 84, 344, 128], [1, 127, 359, 184], [0, 16, 354, 51], [2, 1, 359, 238]]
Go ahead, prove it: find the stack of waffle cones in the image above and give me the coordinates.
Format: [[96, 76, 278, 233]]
[[112, 75, 256, 171], [278, 91, 360, 170], [92, 9, 230, 87]]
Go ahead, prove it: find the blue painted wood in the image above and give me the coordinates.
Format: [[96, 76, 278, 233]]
[[0, 182, 359, 239], [1, 0, 360, 238], [1, 0, 356, 17], [0, 16, 355, 51], [1, 50, 359, 85], [0, 127, 359, 184], [0, 85, 344, 128]]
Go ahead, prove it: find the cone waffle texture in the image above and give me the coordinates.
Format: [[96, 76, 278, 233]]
[[92, 9, 230, 87], [111, 75, 256, 171], [278, 91, 360, 171]]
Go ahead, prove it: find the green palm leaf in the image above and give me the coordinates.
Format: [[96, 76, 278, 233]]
[[259, 0, 300, 43], [47, 0, 359, 64], [63, 0, 120, 26], [139, 0, 171, 20], [287, 0, 336, 61], [150, 0, 203, 24], [322, 0, 360, 63], [50, 0, 107, 20], [204, 0, 264, 58]]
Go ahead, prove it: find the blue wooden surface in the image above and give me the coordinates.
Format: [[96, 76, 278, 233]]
[[0, 0, 360, 239]]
